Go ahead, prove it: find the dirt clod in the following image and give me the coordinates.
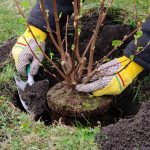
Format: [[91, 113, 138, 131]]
[[96, 99, 150, 149], [20, 80, 50, 117]]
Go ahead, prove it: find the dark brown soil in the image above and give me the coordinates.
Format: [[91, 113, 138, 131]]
[[78, 13, 132, 60], [0, 38, 16, 65], [96, 99, 150, 150], [21, 80, 50, 116]]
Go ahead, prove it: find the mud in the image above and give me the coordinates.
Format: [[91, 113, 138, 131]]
[[96, 99, 150, 149]]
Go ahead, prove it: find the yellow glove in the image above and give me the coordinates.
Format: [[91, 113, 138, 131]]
[[76, 56, 143, 96], [12, 25, 47, 76]]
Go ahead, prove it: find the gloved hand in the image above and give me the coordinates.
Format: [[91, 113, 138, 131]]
[[12, 25, 47, 76], [76, 56, 144, 96]]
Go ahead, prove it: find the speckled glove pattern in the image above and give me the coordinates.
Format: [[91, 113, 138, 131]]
[[12, 26, 47, 76], [76, 56, 143, 96]]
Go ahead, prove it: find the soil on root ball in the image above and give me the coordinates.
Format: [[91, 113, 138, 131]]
[[47, 82, 112, 126], [96, 99, 150, 150]]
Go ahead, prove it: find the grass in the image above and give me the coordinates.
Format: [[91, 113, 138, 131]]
[[0, 101, 99, 149], [0, 0, 35, 43], [0, 0, 150, 149], [85, 0, 150, 14], [0, 1, 23, 42]]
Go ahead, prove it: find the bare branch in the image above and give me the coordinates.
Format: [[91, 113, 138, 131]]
[[87, 0, 114, 74], [52, 0, 65, 61], [87, 0, 105, 74], [65, 16, 69, 53], [61, 53, 73, 75], [96, 27, 139, 67], [77, 57, 87, 80], [40, 0, 60, 52], [73, 0, 81, 63]]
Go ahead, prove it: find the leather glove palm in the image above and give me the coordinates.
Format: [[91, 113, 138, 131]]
[[76, 56, 143, 96], [12, 26, 47, 76]]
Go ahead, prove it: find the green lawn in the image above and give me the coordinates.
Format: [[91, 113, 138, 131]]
[[0, 0, 150, 149]]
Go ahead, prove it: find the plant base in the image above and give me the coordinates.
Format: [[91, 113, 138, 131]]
[[47, 82, 112, 124]]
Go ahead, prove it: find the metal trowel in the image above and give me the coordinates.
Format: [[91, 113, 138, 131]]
[[14, 64, 34, 113]]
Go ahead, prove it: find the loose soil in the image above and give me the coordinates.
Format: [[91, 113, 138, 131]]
[[96, 99, 150, 149], [21, 80, 49, 116], [0, 38, 16, 64], [78, 13, 132, 60]]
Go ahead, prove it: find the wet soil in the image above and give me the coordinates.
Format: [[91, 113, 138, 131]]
[[96, 99, 150, 150]]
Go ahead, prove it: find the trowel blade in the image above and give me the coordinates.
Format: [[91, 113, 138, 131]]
[[14, 75, 26, 91], [14, 75, 30, 113]]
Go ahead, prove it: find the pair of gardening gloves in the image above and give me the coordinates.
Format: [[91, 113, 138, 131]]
[[12, 26, 144, 96]]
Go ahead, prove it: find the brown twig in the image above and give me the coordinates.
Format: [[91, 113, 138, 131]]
[[93, 29, 138, 68], [83, 26, 141, 84], [77, 57, 87, 80], [83, 28, 139, 84], [136, 41, 150, 55], [73, 0, 81, 63], [52, 0, 65, 61], [77, 0, 113, 82], [82, 69, 98, 84], [40, 0, 60, 52], [82, 0, 114, 59], [82, 36, 94, 58], [87, 0, 105, 74], [65, 16, 69, 53], [95, 27, 139, 67]]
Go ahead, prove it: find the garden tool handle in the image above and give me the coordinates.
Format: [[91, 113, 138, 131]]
[[26, 64, 34, 86]]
